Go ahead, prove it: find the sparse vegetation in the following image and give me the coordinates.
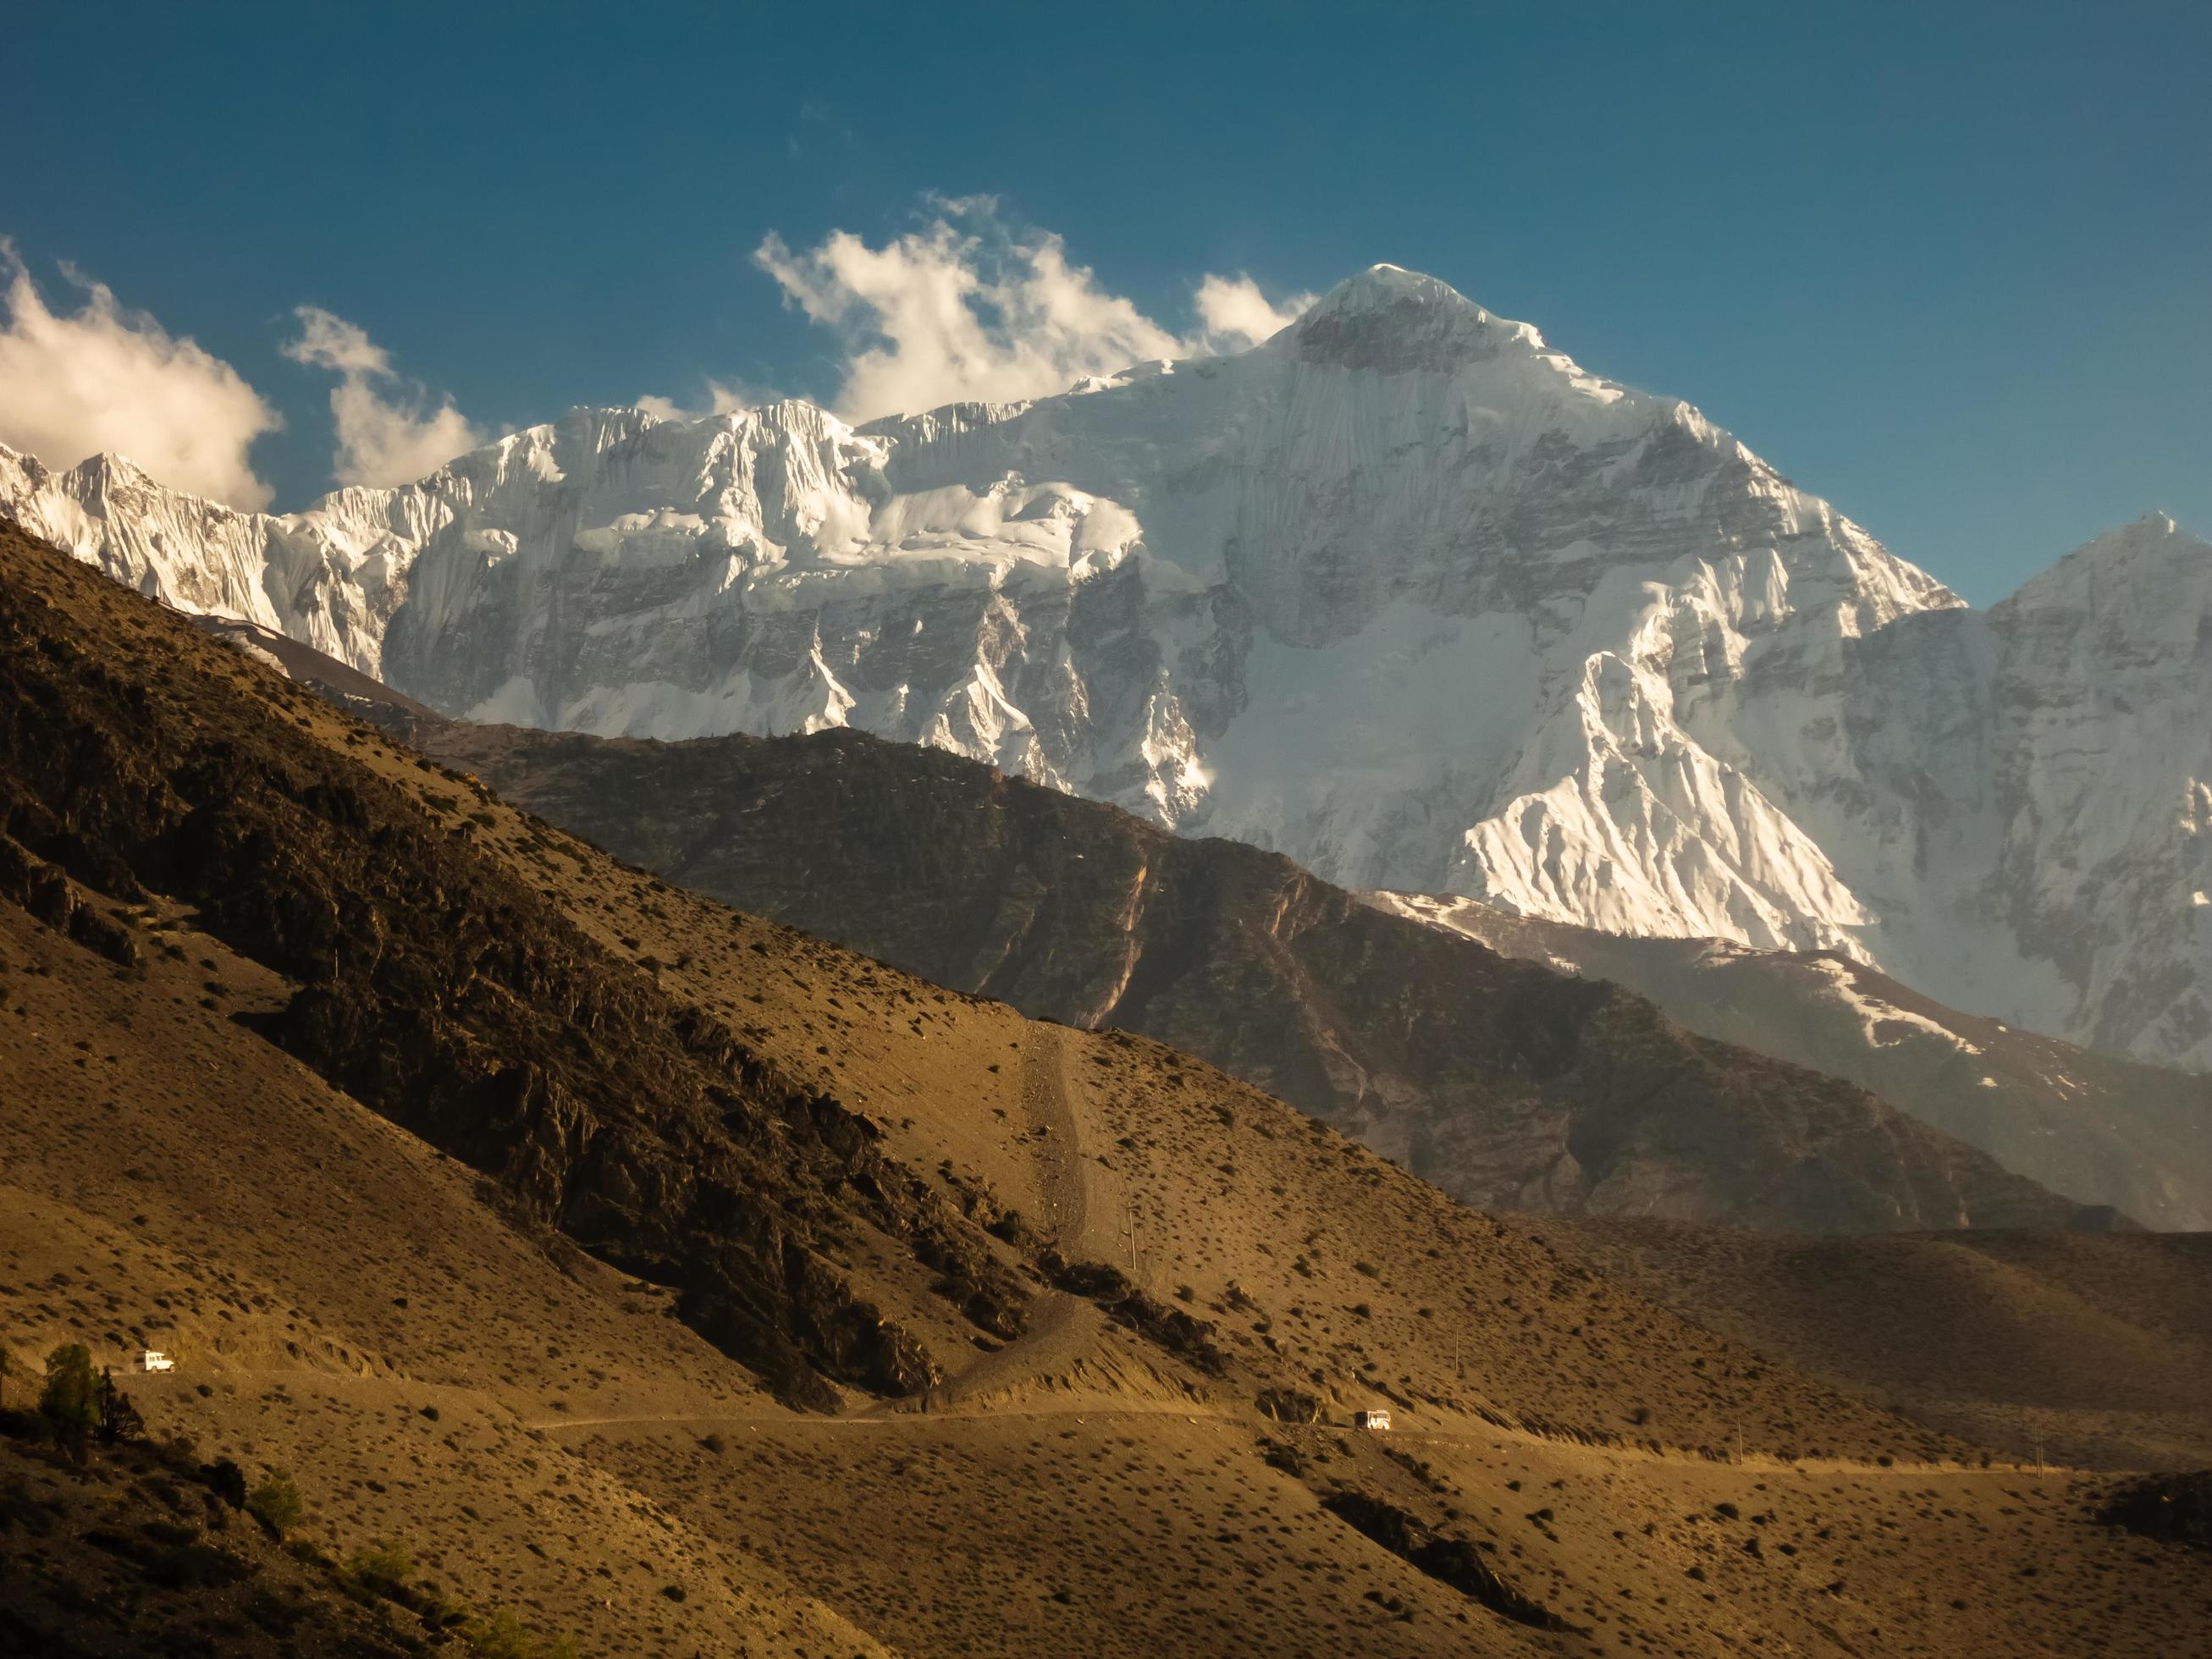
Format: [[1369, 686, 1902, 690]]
[[341, 1538, 416, 1601], [247, 1467, 306, 1535], [462, 1606, 532, 1656], [0, 523, 2205, 1658]]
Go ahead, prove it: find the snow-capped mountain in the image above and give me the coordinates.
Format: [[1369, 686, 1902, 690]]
[[3, 265, 2205, 1068]]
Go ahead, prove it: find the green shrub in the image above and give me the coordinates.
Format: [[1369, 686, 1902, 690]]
[[286, 1537, 334, 1570], [462, 1607, 532, 1657], [341, 1539, 416, 1602], [246, 1469, 305, 1535], [415, 1589, 471, 1632]]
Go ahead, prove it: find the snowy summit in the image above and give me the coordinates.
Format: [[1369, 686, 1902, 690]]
[[2, 269, 2207, 1071]]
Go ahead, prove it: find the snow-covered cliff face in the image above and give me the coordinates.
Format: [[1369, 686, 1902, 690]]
[[1986, 518, 2212, 1064], [3, 265, 2205, 1068]]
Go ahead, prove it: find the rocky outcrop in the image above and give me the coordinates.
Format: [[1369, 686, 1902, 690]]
[[0, 522, 1028, 1409], [1320, 1490, 1569, 1631], [2099, 1471, 2212, 1552]]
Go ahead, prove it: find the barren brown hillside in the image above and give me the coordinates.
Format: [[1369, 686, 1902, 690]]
[[1546, 1219, 2212, 1471], [3, 520, 2208, 1656]]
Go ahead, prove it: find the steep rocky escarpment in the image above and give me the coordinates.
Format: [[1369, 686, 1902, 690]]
[[394, 715, 2115, 1233], [0, 522, 1023, 1409]]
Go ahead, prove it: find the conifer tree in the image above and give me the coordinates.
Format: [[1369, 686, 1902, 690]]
[[40, 1343, 99, 1467]]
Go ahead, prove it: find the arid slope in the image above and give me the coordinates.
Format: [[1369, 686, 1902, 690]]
[[2, 521, 2206, 1657]]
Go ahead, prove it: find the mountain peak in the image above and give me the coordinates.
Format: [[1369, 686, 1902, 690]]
[[2087, 509, 2187, 549], [63, 451, 154, 490], [1310, 262, 1466, 311], [1287, 265, 1547, 371], [2005, 510, 2209, 612]]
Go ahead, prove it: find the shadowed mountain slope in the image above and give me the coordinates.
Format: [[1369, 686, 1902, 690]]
[[389, 716, 2119, 1234], [1378, 894, 2212, 1229], [0, 531, 1036, 1416]]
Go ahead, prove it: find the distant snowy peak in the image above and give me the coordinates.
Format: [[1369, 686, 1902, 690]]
[[1287, 263, 1554, 368], [2000, 510, 2204, 613], [2, 267, 2204, 1068]]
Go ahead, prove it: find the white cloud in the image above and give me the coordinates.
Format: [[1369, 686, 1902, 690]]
[[282, 306, 483, 488], [0, 243, 280, 509], [753, 200, 1315, 421], [1195, 273, 1316, 350], [634, 379, 764, 423]]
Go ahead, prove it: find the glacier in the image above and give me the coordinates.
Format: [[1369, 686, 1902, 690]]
[[2, 263, 2205, 1069]]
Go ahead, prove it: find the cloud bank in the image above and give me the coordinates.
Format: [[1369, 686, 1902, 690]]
[[754, 201, 1315, 421], [0, 212, 1311, 509], [283, 306, 483, 488], [0, 244, 280, 508]]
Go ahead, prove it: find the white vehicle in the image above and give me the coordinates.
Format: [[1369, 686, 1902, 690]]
[[1354, 1408, 1391, 1431], [136, 1350, 175, 1373]]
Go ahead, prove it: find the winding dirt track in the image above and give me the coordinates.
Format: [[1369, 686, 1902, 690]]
[[909, 1023, 1114, 1407], [1018, 1022, 1089, 1248]]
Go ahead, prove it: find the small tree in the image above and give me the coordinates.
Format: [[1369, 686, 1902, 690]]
[[104, 1388, 146, 1446], [40, 1343, 99, 1466], [247, 1469, 306, 1536]]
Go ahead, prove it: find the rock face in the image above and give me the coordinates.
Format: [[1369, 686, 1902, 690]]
[[4, 266, 2206, 1068], [392, 712, 2118, 1234]]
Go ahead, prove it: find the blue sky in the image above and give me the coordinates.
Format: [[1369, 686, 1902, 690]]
[[1, 0, 2204, 602]]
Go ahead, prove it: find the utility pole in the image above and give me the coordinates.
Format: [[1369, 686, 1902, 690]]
[[2032, 1425, 2045, 1474]]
